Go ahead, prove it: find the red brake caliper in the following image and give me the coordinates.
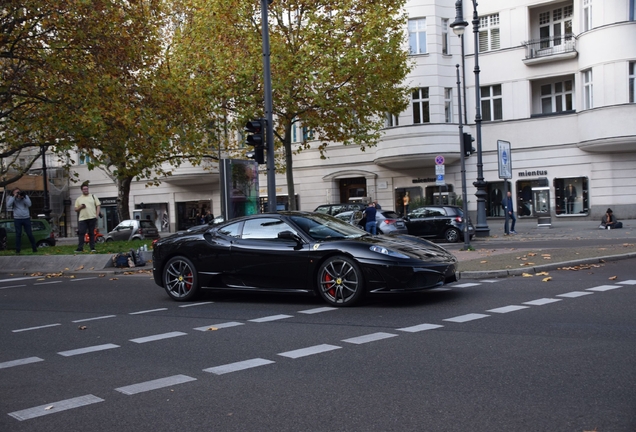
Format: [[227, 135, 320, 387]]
[[324, 274, 335, 296]]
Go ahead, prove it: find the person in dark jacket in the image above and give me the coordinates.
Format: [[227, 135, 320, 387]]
[[364, 202, 377, 235], [504, 191, 517, 235], [7, 188, 38, 254], [600, 208, 623, 229]]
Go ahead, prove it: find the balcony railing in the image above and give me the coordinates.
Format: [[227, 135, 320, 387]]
[[522, 34, 577, 61]]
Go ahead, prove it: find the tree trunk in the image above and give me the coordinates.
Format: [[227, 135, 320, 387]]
[[283, 125, 296, 211], [117, 176, 133, 221]]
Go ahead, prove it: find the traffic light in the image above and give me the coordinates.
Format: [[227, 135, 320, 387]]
[[462, 133, 475, 157], [245, 119, 266, 164]]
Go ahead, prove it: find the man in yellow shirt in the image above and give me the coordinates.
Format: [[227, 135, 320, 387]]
[[74, 184, 101, 252]]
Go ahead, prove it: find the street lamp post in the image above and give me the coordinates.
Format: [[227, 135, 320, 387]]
[[450, 0, 490, 237], [456, 65, 471, 251]]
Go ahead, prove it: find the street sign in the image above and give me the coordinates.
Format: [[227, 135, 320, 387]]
[[435, 165, 445, 175], [436, 174, 445, 185], [497, 140, 512, 179], [435, 155, 445, 165]]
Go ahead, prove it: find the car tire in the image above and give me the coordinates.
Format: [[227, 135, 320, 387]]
[[444, 228, 461, 243], [163, 256, 199, 301], [96, 237, 106, 243], [316, 256, 365, 306], [105, 238, 114, 242], [36, 240, 50, 248]]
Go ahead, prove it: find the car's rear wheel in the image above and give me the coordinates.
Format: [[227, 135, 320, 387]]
[[163, 256, 199, 301], [316, 256, 364, 306], [444, 228, 461, 243], [96, 236, 106, 243], [36, 240, 50, 248]]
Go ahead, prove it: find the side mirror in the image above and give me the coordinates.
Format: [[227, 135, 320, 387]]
[[278, 230, 303, 248]]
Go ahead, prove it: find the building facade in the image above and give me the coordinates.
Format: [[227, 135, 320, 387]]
[[67, 0, 635, 235]]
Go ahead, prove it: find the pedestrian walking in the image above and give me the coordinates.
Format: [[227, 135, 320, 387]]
[[74, 183, 101, 252], [7, 188, 38, 254], [364, 202, 377, 235], [504, 190, 517, 235]]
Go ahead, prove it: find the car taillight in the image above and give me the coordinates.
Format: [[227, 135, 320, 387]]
[[50, 232, 55, 239], [384, 219, 396, 225], [138, 228, 143, 234], [455, 216, 463, 223]]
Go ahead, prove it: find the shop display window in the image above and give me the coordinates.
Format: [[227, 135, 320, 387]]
[[554, 177, 589, 216], [487, 181, 511, 217]]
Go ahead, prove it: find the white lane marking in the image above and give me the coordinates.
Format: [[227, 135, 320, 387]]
[[179, 302, 214, 308], [480, 279, 501, 283], [342, 332, 398, 345], [58, 343, 120, 357], [193, 322, 244, 331], [487, 305, 530, 314], [12, 323, 61, 333], [249, 314, 293, 323], [203, 358, 275, 375], [0, 284, 27, 290], [443, 313, 490, 323], [298, 307, 338, 314], [70, 277, 99, 282], [0, 357, 44, 370], [587, 285, 621, 292], [115, 375, 196, 395], [130, 332, 187, 344], [72, 315, 116, 323], [278, 344, 341, 359], [618, 280, 636, 285], [397, 323, 444, 333], [0, 277, 37, 283], [558, 291, 594, 298], [9, 394, 104, 421], [129, 308, 168, 315], [523, 298, 562, 306], [453, 283, 481, 288], [34, 281, 63, 285]]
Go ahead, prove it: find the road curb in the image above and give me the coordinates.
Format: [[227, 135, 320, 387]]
[[459, 252, 636, 279]]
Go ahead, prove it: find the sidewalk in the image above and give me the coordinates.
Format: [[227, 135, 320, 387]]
[[0, 218, 634, 279]]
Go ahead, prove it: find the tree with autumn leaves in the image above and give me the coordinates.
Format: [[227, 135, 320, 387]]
[[2, 0, 412, 217], [170, 0, 413, 209]]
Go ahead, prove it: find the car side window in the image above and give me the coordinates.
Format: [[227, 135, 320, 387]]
[[314, 206, 330, 214], [218, 222, 241, 238], [31, 221, 44, 232], [242, 218, 297, 240], [1, 221, 15, 233], [140, 220, 156, 229], [425, 207, 444, 217]]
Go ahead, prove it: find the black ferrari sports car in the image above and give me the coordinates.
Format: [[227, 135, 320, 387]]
[[152, 211, 458, 306]]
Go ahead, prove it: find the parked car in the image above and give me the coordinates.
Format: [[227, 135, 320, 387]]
[[314, 203, 368, 217], [404, 205, 475, 243], [105, 219, 159, 242], [0, 219, 56, 249], [334, 209, 408, 235], [152, 211, 458, 306]]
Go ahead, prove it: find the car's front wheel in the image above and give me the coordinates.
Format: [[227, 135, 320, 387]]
[[444, 228, 461, 243], [316, 256, 364, 306], [163, 256, 199, 301]]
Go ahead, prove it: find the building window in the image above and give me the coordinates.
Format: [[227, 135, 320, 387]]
[[583, 69, 593, 109], [408, 18, 427, 55], [583, 0, 592, 31], [302, 126, 314, 141], [539, 6, 573, 48], [291, 121, 298, 143], [442, 18, 449, 55], [554, 177, 589, 216], [629, 62, 635, 103], [479, 13, 500, 52], [541, 80, 574, 114], [412, 88, 430, 124], [480, 84, 502, 121], [444, 88, 453, 123], [385, 113, 399, 127], [79, 153, 91, 165]]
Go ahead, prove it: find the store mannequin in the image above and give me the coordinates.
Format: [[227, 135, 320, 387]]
[[565, 183, 577, 214]]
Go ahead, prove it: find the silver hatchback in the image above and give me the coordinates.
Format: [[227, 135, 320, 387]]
[[334, 210, 408, 235], [105, 219, 160, 242]]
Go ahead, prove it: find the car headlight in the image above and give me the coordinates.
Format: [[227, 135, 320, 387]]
[[369, 245, 410, 259]]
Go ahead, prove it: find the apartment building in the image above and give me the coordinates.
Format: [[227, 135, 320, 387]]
[[70, 0, 636, 234]]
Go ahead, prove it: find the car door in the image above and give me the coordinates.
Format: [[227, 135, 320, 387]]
[[405, 207, 429, 236], [426, 207, 449, 238], [112, 221, 134, 241], [229, 217, 310, 291]]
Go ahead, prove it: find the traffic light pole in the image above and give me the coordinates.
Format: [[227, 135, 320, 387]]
[[261, 0, 276, 213]]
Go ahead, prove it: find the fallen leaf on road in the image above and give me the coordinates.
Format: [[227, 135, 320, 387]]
[[536, 272, 549, 276], [207, 327, 218, 331], [542, 277, 552, 282], [45, 406, 54, 410], [480, 260, 488, 263], [609, 276, 617, 280], [543, 256, 551, 260], [110, 278, 118, 280], [541, 254, 551, 257], [75, 265, 84, 270], [78, 326, 87, 330], [527, 253, 537, 256], [522, 273, 533, 277]]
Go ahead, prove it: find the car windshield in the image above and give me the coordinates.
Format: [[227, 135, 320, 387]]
[[290, 213, 366, 241]]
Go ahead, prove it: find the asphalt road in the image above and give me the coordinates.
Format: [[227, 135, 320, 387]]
[[1, 259, 635, 431]]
